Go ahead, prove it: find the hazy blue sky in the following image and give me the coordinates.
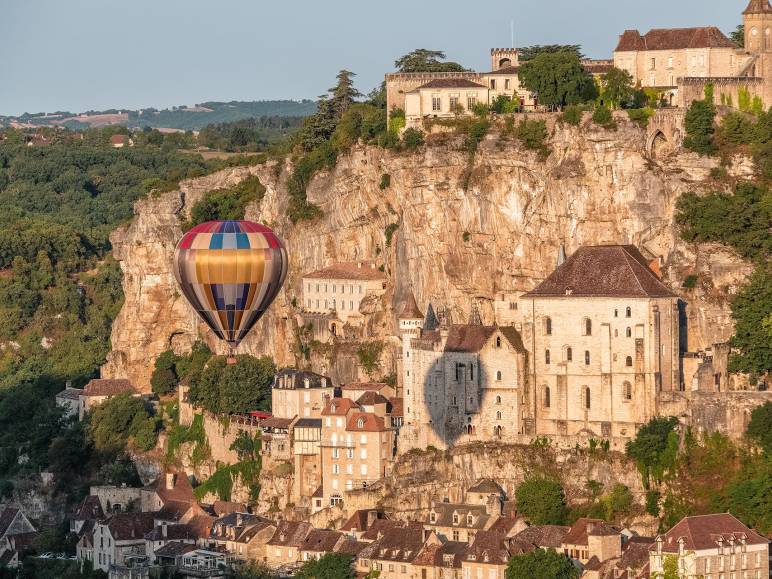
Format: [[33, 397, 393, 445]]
[[1, 0, 738, 115]]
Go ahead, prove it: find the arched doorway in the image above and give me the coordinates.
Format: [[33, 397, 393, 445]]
[[648, 130, 669, 159]]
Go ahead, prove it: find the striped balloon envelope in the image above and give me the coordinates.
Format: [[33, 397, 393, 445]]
[[173, 220, 288, 349]]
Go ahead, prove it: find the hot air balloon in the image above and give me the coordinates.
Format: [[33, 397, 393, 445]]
[[173, 220, 288, 353]]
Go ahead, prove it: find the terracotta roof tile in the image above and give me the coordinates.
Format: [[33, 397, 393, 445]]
[[562, 518, 619, 547], [304, 262, 386, 281], [615, 27, 735, 52], [745, 0, 772, 14], [83, 378, 136, 397], [267, 520, 312, 547], [105, 512, 155, 541], [154, 541, 198, 558], [523, 245, 676, 298], [358, 522, 425, 562], [300, 529, 344, 553], [341, 509, 389, 532], [464, 530, 511, 564], [413, 540, 468, 568], [387, 397, 403, 417], [398, 294, 424, 319], [509, 525, 570, 550], [346, 411, 389, 432], [322, 398, 360, 416], [488, 65, 521, 75], [415, 79, 487, 89], [444, 325, 525, 353], [145, 524, 195, 541], [360, 519, 404, 542], [356, 391, 389, 406], [655, 513, 769, 553]]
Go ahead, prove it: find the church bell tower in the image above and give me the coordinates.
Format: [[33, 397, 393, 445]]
[[744, 0, 772, 53]]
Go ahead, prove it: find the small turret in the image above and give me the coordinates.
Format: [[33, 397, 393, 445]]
[[398, 292, 424, 334]]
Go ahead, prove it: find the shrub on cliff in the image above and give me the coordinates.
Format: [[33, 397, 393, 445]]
[[401, 128, 425, 151], [188, 176, 266, 227], [518, 51, 596, 109], [746, 402, 772, 454], [727, 266, 772, 375], [625, 416, 679, 487], [506, 548, 579, 579], [592, 105, 617, 130], [515, 477, 568, 525], [296, 553, 355, 579], [515, 119, 550, 159], [719, 112, 756, 145], [560, 105, 582, 126], [87, 393, 159, 455], [627, 107, 653, 127]]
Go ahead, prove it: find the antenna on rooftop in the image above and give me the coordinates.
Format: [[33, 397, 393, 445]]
[[510, 20, 515, 49]]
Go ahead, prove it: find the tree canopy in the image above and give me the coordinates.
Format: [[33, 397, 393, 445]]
[[506, 549, 579, 579], [515, 477, 568, 525], [518, 45, 583, 61], [86, 393, 158, 455], [625, 417, 679, 487], [601, 67, 634, 109], [296, 553, 355, 579], [518, 52, 596, 109], [394, 49, 467, 73], [188, 354, 276, 415]]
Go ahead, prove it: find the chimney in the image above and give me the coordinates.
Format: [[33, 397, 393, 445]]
[[367, 510, 378, 528], [165, 473, 176, 490], [236, 514, 243, 527], [162, 523, 168, 538]]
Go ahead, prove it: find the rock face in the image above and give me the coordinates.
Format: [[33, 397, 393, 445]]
[[103, 116, 746, 390]]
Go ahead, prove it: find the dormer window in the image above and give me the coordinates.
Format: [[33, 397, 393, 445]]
[[430, 511, 436, 523], [452, 513, 459, 525], [467, 514, 474, 526], [496, 336, 501, 348], [357, 418, 364, 429]]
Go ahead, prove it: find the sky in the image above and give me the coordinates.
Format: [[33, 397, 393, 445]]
[[0, 0, 739, 116]]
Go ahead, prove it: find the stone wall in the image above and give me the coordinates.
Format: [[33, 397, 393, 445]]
[[678, 77, 765, 108]]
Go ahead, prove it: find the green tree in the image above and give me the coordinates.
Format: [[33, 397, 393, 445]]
[[515, 119, 550, 158], [519, 52, 595, 109], [394, 49, 466, 72], [746, 402, 772, 453], [86, 394, 158, 455], [592, 105, 616, 129], [188, 354, 275, 415], [730, 24, 745, 47], [328, 70, 361, 118], [720, 112, 756, 145], [601, 67, 634, 109], [728, 267, 772, 375], [296, 553, 355, 579], [357, 341, 384, 378], [402, 128, 424, 151], [234, 562, 277, 579], [625, 416, 679, 486], [515, 477, 568, 525], [518, 45, 583, 61], [560, 106, 583, 126], [506, 549, 579, 579], [683, 98, 717, 154]]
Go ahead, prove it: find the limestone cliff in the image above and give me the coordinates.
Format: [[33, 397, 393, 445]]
[[103, 115, 750, 390]]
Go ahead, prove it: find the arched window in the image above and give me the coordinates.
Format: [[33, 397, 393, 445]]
[[584, 387, 591, 409], [545, 317, 552, 335], [356, 418, 364, 428], [584, 318, 592, 336], [566, 347, 573, 362], [466, 424, 473, 435], [584, 351, 590, 365], [496, 411, 502, 420], [626, 327, 632, 338], [623, 381, 632, 400], [496, 371, 502, 381], [494, 425, 502, 438], [626, 356, 633, 367], [496, 336, 501, 348], [544, 386, 551, 408], [626, 307, 632, 318], [545, 350, 551, 364], [495, 396, 501, 405], [470, 364, 474, 381]]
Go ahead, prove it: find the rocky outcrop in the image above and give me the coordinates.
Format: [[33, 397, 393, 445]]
[[103, 115, 747, 390]]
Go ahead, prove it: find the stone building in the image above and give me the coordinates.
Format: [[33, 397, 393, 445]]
[[649, 513, 770, 579], [399, 304, 528, 451], [271, 368, 335, 419], [519, 245, 680, 440], [615, 1, 772, 108], [403, 78, 489, 126], [300, 261, 387, 341], [79, 378, 138, 420], [320, 398, 396, 508], [559, 518, 622, 565]]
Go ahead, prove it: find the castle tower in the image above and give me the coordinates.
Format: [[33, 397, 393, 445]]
[[491, 48, 519, 71], [744, 0, 772, 53], [398, 292, 424, 398]]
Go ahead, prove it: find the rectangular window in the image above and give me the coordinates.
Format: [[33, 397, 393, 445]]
[[490, 79, 496, 89], [360, 464, 368, 475], [650, 57, 656, 70], [432, 95, 442, 112], [668, 56, 673, 68], [505, 79, 511, 90], [360, 448, 367, 459], [467, 94, 477, 109], [449, 95, 459, 110]]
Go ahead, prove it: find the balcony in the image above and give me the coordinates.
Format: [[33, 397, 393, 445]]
[[320, 440, 356, 448]]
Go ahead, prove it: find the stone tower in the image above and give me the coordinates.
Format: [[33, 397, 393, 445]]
[[398, 292, 423, 397], [491, 48, 519, 71], [744, 0, 772, 53]]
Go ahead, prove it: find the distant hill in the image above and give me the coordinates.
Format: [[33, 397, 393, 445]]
[[0, 100, 317, 131]]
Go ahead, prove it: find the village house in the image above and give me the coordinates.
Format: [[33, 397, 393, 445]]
[[340, 509, 390, 539], [144, 523, 196, 564], [560, 518, 622, 566], [291, 417, 323, 507], [271, 368, 335, 419], [300, 261, 387, 341], [356, 522, 438, 578], [152, 541, 197, 569], [264, 520, 313, 568], [92, 512, 155, 573], [206, 512, 276, 563], [298, 528, 346, 561], [55, 386, 83, 419], [320, 397, 396, 507], [259, 417, 294, 465], [0, 507, 38, 569], [412, 540, 468, 579], [341, 381, 396, 401], [178, 548, 233, 578], [649, 513, 770, 579], [79, 378, 139, 420]]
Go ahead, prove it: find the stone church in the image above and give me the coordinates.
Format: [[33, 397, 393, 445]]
[[398, 245, 681, 452]]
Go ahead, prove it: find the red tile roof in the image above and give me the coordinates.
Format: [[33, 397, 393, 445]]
[[356, 391, 389, 406], [83, 378, 136, 397], [106, 512, 155, 541], [615, 27, 735, 52], [745, 0, 772, 14], [342, 382, 391, 392], [300, 529, 344, 553], [415, 79, 487, 89], [322, 398, 360, 416], [267, 520, 312, 547], [304, 262, 386, 281], [444, 325, 525, 353], [562, 518, 619, 546], [655, 513, 769, 553], [347, 412, 389, 432], [523, 245, 676, 298], [340, 509, 389, 532], [387, 397, 403, 417], [488, 65, 521, 75], [398, 293, 423, 319], [74, 496, 104, 521], [413, 540, 468, 568]]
